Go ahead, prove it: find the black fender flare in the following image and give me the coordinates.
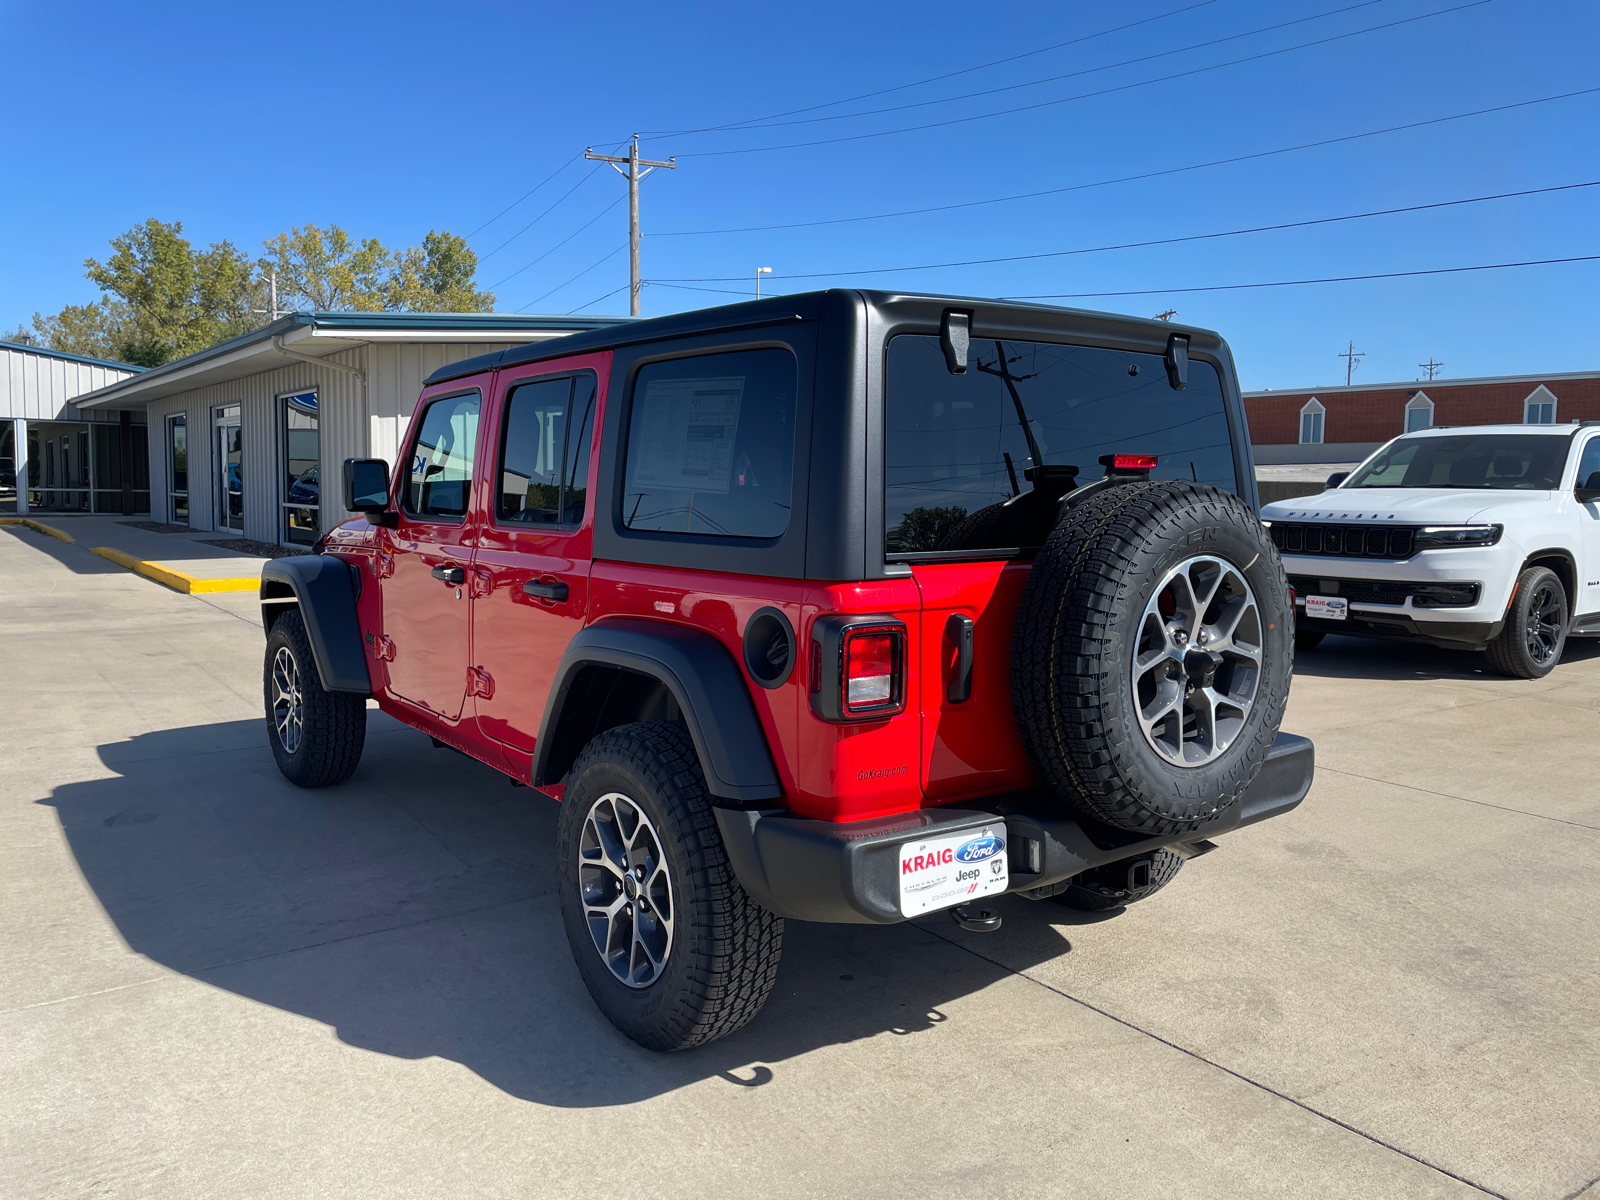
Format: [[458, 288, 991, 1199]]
[[532, 618, 783, 803], [259, 556, 372, 696]]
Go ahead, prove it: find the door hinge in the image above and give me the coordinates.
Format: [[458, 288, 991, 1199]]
[[467, 666, 495, 699], [372, 633, 396, 662], [470, 567, 494, 598]]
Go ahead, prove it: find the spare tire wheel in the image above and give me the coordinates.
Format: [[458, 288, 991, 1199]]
[[1011, 480, 1291, 836]]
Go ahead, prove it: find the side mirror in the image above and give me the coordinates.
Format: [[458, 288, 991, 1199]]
[[343, 457, 391, 512], [1576, 470, 1600, 503], [1325, 471, 1349, 489], [1164, 333, 1189, 390]]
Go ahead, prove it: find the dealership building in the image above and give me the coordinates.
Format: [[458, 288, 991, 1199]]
[[68, 312, 624, 546], [1245, 370, 1600, 466], [2, 339, 147, 515]]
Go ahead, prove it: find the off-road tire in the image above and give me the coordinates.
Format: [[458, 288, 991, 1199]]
[[936, 500, 1009, 551], [1011, 480, 1292, 836], [1019, 847, 1185, 910], [263, 609, 366, 788], [557, 721, 783, 1052], [1486, 565, 1568, 679], [1294, 629, 1325, 653]]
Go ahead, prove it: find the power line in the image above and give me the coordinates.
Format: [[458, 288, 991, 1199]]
[[652, 180, 1600, 283], [464, 153, 583, 240], [655, 86, 1600, 237], [674, 1, 1493, 158], [567, 282, 635, 315], [484, 193, 626, 292], [517, 243, 629, 312], [478, 158, 615, 263], [641, 0, 1227, 136], [1001, 255, 1600, 300], [680, 0, 1387, 136]]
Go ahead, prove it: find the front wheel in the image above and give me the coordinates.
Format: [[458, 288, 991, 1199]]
[[1486, 566, 1567, 679], [556, 721, 783, 1051], [264, 609, 366, 787]]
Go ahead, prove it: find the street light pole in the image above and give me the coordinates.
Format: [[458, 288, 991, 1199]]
[[756, 266, 772, 299]]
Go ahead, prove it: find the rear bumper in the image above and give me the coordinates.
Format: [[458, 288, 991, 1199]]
[[715, 732, 1314, 924]]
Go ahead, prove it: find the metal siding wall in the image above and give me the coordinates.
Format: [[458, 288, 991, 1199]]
[[367, 341, 516, 474], [0, 347, 137, 419]]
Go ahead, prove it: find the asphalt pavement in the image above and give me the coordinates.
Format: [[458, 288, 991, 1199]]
[[2, 521, 1596, 1200]]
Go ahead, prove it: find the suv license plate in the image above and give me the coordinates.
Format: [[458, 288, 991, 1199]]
[[899, 824, 1008, 917], [1305, 595, 1348, 621]]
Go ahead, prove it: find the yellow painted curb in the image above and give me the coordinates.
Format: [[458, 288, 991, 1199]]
[[0, 517, 75, 543], [88, 546, 259, 595]]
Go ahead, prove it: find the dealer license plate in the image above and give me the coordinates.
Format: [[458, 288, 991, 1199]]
[[1305, 594, 1348, 621], [899, 824, 1009, 917]]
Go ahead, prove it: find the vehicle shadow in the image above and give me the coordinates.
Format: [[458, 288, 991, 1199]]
[[1291, 631, 1600, 682], [41, 717, 1082, 1107]]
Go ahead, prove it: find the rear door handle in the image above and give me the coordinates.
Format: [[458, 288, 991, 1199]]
[[523, 579, 568, 602], [945, 613, 974, 703], [431, 565, 466, 585]]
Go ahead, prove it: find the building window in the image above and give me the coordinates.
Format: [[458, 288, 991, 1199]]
[[1405, 391, 1434, 433], [1299, 397, 1325, 445], [168, 415, 188, 523], [281, 390, 319, 545], [1524, 385, 1557, 425]]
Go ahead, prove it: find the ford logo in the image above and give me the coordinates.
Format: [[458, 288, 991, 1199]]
[[956, 836, 1002, 863]]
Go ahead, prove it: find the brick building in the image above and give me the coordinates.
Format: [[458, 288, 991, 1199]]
[[1244, 370, 1600, 465]]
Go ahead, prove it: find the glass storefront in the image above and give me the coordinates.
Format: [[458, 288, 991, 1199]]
[[21, 419, 150, 513], [92, 423, 150, 514], [281, 389, 319, 545], [168, 415, 188, 523], [0, 423, 15, 514], [215, 405, 242, 532]]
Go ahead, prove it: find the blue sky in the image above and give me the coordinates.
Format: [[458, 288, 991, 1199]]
[[2, 0, 1596, 389]]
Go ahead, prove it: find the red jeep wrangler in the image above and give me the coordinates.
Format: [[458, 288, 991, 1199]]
[[260, 291, 1312, 1051]]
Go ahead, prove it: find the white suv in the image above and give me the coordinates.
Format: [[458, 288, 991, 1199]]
[[1260, 423, 1600, 678]]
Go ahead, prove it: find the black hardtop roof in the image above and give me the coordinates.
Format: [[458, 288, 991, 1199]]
[[422, 289, 1220, 388]]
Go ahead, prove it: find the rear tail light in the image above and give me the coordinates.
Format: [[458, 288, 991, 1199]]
[[809, 616, 907, 721], [1111, 454, 1158, 470]]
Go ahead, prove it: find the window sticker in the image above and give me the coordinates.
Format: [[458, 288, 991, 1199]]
[[631, 376, 745, 496]]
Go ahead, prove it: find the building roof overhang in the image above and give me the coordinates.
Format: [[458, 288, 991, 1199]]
[[72, 311, 631, 409]]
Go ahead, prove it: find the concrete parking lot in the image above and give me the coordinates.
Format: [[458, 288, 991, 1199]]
[[2, 521, 1596, 1200]]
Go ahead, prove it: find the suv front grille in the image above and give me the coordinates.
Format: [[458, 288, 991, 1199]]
[[1288, 575, 1480, 608], [1269, 522, 1416, 559]]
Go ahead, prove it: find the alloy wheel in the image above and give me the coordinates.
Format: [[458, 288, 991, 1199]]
[[1132, 555, 1263, 767], [578, 792, 675, 988], [1524, 583, 1564, 665], [271, 646, 303, 754]]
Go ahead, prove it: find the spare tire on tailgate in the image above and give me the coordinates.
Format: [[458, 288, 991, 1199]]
[[1011, 480, 1291, 836]]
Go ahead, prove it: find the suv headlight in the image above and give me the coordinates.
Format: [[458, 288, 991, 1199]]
[[1412, 524, 1503, 550]]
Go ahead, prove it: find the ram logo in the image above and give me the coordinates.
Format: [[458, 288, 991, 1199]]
[[955, 835, 1003, 863]]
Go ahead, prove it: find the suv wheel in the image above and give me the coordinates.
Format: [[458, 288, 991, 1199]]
[[264, 609, 366, 787], [1486, 565, 1568, 679], [1012, 481, 1293, 836], [1020, 848, 1185, 911], [556, 721, 783, 1051]]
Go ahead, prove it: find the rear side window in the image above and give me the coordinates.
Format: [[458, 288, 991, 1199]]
[[884, 335, 1236, 555], [403, 390, 480, 519], [497, 372, 597, 527], [622, 348, 796, 539]]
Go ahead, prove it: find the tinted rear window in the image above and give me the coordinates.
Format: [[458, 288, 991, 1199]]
[[1346, 433, 1571, 490], [885, 335, 1236, 555]]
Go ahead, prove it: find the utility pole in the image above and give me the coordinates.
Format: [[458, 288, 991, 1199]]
[[1338, 340, 1365, 386], [1419, 357, 1444, 381], [756, 266, 772, 299], [251, 271, 281, 323], [1153, 309, 1178, 322], [586, 134, 676, 316]]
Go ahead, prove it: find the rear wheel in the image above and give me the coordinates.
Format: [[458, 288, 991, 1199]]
[[556, 722, 783, 1051], [263, 609, 365, 787], [1486, 566, 1567, 679]]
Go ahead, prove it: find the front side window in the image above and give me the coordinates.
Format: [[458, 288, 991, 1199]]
[[885, 335, 1237, 555], [1346, 434, 1570, 490], [623, 348, 796, 539], [1574, 438, 1600, 491], [404, 390, 481, 518], [497, 373, 597, 527]]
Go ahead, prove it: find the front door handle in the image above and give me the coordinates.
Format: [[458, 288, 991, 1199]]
[[431, 565, 466, 586], [523, 579, 569, 602]]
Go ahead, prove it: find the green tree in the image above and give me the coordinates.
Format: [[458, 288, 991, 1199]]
[[260, 224, 391, 312], [889, 505, 969, 552], [387, 230, 495, 312]]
